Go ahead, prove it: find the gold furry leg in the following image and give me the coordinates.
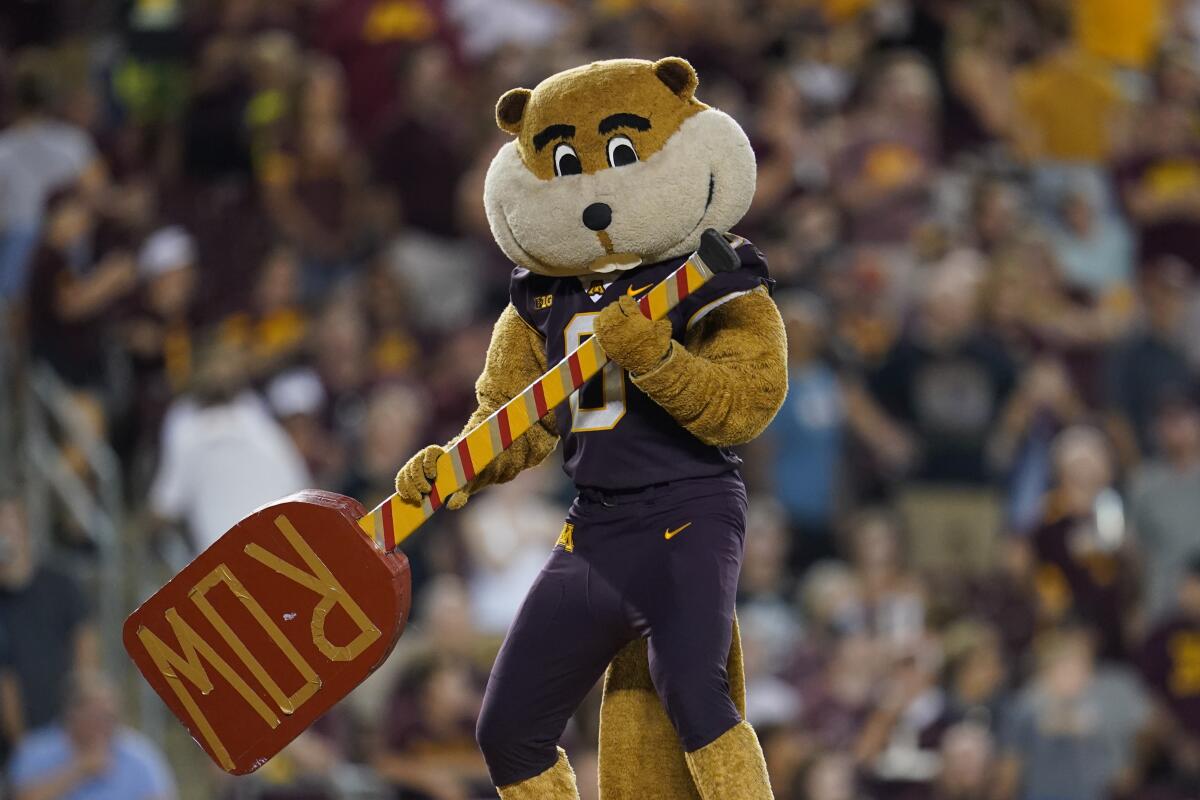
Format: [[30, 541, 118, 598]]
[[684, 721, 773, 800], [597, 618, 746, 800], [598, 639, 698, 800], [497, 748, 580, 800]]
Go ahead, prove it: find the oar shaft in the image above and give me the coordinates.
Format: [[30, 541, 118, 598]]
[[359, 240, 731, 552]]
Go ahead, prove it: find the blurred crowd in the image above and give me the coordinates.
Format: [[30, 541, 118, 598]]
[[3, 0, 1200, 798]]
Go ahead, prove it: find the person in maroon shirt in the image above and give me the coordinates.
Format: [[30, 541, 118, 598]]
[[1137, 558, 1200, 795], [373, 652, 492, 800], [1115, 101, 1200, 274], [369, 44, 472, 238], [309, 0, 458, 143], [1028, 426, 1137, 661], [27, 185, 138, 392]]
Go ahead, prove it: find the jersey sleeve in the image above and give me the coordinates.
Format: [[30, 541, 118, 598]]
[[679, 238, 773, 332]]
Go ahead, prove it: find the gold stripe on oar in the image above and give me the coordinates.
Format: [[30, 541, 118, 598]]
[[465, 424, 496, 470], [577, 337, 603, 377]]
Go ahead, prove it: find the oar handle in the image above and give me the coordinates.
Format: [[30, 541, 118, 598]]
[[359, 229, 740, 551]]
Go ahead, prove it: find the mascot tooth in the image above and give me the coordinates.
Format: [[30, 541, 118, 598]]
[[397, 57, 786, 799]]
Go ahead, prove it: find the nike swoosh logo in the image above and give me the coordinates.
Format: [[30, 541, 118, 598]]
[[664, 522, 692, 540], [626, 284, 651, 297]]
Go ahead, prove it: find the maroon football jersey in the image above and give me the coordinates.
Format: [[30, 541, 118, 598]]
[[1032, 508, 1134, 660], [1140, 615, 1200, 738], [510, 239, 771, 490]]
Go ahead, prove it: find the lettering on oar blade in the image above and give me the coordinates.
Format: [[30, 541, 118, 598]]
[[135, 515, 381, 771]]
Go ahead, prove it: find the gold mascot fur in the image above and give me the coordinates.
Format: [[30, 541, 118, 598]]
[[397, 57, 787, 798]]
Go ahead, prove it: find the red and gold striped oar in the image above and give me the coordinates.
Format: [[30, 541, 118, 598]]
[[359, 228, 741, 551], [123, 229, 739, 775]]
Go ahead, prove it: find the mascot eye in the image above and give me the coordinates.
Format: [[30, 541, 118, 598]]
[[606, 135, 638, 168], [553, 143, 583, 177]]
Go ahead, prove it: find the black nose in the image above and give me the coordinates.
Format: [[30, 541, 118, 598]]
[[582, 202, 612, 231]]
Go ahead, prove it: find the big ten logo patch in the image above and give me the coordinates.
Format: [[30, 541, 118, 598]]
[[556, 522, 575, 553], [534, 294, 554, 310]]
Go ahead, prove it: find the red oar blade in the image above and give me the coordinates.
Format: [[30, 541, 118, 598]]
[[124, 491, 410, 775]]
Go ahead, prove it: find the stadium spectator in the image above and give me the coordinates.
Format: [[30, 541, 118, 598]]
[[867, 254, 1016, 485], [1116, 101, 1200, 272], [1047, 183, 1135, 298], [1027, 425, 1135, 660], [310, 295, 374, 442], [374, 652, 492, 800], [341, 382, 428, 514], [9, 670, 175, 800], [267, 368, 347, 488], [996, 626, 1130, 800], [833, 52, 939, 247], [260, 57, 368, 289], [0, 52, 105, 301], [1137, 557, 1200, 797], [940, 621, 1009, 731], [148, 336, 310, 553], [121, 225, 202, 442], [1129, 389, 1200, 619], [800, 753, 867, 800], [853, 636, 946, 797], [25, 184, 136, 440], [766, 291, 845, 570], [0, 490, 96, 751], [1106, 257, 1194, 459], [843, 508, 926, 651], [219, 245, 311, 381], [1011, 34, 1128, 165], [217, 712, 354, 800], [370, 44, 475, 239], [932, 721, 996, 800], [362, 257, 421, 381]]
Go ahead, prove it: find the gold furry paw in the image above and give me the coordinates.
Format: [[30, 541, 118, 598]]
[[594, 295, 673, 375], [394, 444, 469, 509]]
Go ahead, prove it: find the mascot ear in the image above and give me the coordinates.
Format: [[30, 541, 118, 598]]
[[653, 57, 698, 100], [496, 88, 532, 136]]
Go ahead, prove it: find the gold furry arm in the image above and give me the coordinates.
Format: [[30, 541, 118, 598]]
[[464, 304, 560, 490], [396, 305, 558, 508], [631, 287, 787, 447]]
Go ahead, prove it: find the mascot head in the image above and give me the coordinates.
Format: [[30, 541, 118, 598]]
[[483, 58, 756, 277]]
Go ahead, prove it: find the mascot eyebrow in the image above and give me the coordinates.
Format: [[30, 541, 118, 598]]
[[598, 113, 651, 134], [533, 124, 575, 152]]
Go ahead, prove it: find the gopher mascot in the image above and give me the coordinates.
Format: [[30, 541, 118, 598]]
[[396, 57, 786, 799]]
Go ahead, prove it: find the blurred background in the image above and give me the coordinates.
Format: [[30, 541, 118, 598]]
[[0, 0, 1199, 798]]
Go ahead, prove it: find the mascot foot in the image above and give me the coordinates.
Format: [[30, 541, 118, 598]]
[[684, 721, 773, 800], [497, 748, 580, 800]]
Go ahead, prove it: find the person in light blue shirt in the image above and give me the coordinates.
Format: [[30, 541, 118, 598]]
[[1047, 185, 1134, 297], [9, 670, 175, 800], [766, 291, 844, 572]]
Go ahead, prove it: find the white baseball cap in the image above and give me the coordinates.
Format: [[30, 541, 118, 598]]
[[267, 369, 326, 418], [139, 225, 196, 278]]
